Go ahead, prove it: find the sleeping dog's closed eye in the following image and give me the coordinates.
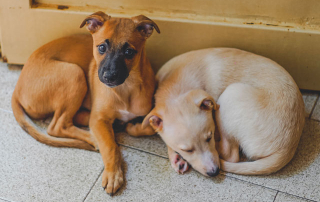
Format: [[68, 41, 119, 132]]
[[206, 131, 213, 142]]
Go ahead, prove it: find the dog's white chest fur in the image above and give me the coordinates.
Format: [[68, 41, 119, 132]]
[[118, 110, 137, 122]]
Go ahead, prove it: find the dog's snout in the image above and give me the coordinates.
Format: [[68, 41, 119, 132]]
[[103, 70, 118, 82], [98, 56, 129, 87], [206, 167, 219, 177]]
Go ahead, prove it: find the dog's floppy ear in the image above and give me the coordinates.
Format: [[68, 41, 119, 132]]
[[80, 11, 110, 33], [198, 97, 219, 111], [142, 108, 163, 132], [132, 15, 160, 39], [188, 90, 219, 111]]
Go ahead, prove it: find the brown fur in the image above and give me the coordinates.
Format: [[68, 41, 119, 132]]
[[12, 12, 159, 195]]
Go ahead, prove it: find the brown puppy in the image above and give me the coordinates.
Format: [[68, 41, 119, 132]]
[[11, 11, 159, 195]]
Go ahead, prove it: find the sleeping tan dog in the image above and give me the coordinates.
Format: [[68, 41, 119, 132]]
[[142, 48, 305, 176]]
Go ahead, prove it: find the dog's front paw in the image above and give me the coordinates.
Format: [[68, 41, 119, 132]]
[[102, 166, 124, 196], [169, 152, 190, 174]]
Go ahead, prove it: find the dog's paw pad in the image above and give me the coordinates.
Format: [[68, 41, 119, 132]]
[[170, 153, 190, 174]]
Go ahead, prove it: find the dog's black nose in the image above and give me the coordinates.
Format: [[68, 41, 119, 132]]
[[206, 167, 219, 177], [103, 71, 118, 82]]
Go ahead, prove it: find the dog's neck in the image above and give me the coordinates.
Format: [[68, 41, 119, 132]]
[[88, 47, 154, 113]]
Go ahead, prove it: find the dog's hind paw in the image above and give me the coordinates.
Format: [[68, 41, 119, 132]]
[[170, 153, 190, 174]]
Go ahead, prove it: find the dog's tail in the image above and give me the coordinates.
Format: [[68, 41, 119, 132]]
[[220, 150, 294, 175], [11, 96, 95, 151]]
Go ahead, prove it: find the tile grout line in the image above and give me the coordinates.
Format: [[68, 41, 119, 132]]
[[217, 175, 318, 202], [81, 144, 167, 202], [0, 197, 10, 202], [1, 100, 318, 201], [275, 191, 318, 202], [272, 191, 279, 202], [309, 94, 320, 119], [82, 167, 104, 202], [0, 196, 20, 202], [119, 144, 168, 159], [121, 144, 318, 202], [120, 144, 287, 196], [0, 108, 13, 114]]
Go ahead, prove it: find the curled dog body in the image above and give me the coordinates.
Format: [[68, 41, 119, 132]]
[[12, 11, 159, 195], [143, 48, 305, 176]]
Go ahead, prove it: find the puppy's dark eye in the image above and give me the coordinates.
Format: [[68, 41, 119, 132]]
[[206, 137, 212, 142], [125, 48, 135, 59], [98, 44, 107, 54]]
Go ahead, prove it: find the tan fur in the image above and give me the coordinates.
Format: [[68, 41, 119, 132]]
[[143, 48, 305, 176], [12, 12, 158, 195]]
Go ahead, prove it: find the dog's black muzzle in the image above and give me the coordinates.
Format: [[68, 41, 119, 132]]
[[98, 54, 129, 88], [99, 68, 128, 87]]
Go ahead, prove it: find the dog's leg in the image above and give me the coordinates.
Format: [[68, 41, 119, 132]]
[[168, 146, 190, 174], [73, 109, 90, 127], [217, 135, 240, 163], [47, 111, 97, 150], [90, 117, 123, 195], [46, 61, 98, 149], [125, 123, 155, 137]]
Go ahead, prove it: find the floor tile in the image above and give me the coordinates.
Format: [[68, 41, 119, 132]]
[[97, 119, 320, 201], [0, 63, 21, 111], [0, 81, 16, 112], [85, 147, 277, 202], [116, 132, 167, 157], [226, 119, 320, 201], [0, 112, 103, 202], [0, 198, 11, 202], [274, 193, 314, 202], [0, 62, 169, 158], [1, 61, 318, 201], [301, 91, 319, 118], [311, 99, 320, 121]]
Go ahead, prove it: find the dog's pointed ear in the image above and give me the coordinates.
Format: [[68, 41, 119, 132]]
[[132, 15, 160, 39], [142, 108, 163, 132], [188, 90, 219, 111], [80, 11, 110, 33]]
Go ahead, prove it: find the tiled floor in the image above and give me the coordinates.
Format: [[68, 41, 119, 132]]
[[1, 62, 319, 202]]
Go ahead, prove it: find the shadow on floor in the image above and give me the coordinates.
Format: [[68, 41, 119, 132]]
[[274, 119, 320, 178]]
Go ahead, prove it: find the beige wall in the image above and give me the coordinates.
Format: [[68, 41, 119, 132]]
[[35, 0, 320, 29], [0, 0, 320, 90], [34, 0, 320, 31]]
